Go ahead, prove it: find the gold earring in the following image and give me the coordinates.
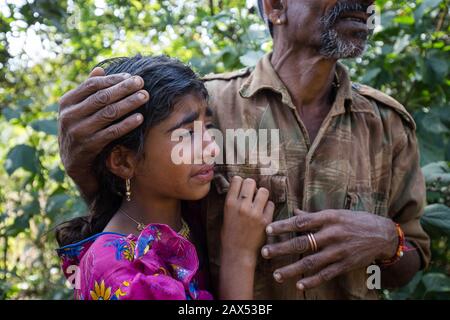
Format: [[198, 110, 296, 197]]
[[125, 178, 131, 202]]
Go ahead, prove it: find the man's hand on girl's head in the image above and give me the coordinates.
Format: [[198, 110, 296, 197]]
[[58, 67, 149, 203]]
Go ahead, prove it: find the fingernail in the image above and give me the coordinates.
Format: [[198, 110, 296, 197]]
[[266, 225, 273, 235], [138, 91, 147, 100], [122, 73, 131, 78], [273, 272, 282, 282], [297, 282, 305, 291], [136, 114, 143, 122], [261, 247, 269, 258], [134, 76, 142, 85]]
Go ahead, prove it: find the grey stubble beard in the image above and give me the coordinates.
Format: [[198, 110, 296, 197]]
[[319, 28, 369, 59], [318, 1, 373, 59]]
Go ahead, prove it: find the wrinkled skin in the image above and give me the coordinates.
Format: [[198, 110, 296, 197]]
[[261, 209, 399, 290]]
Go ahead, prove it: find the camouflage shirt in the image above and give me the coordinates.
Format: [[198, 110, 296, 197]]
[[201, 53, 430, 300]]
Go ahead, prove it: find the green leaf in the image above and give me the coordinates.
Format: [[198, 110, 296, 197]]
[[361, 67, 381, 83], [44, 103, 59, 113], [49, 166, 65, 183], [424, 51, 449, 83], [22, 198, 40, 217], [239, 50, 264, 67], [422, 161, 450, 183], [422, 273, 450, 294], [49, 197, 87, 228], [221, 48, 239, 69], [4, 145, 40, 176], [2, 107, 21, 121], [0, 212, 7, 224], [45, 193, 71, 218], [380, 10, 396, 28], [17, 98, 33, 109], [421, 113, 448, 134], [393, 35, 410, 54], [394, 15, 415, 25], [414, 0, 442, 21], [423, 0, 443, 9], [421, 204, 450, 236], [427, 57, 448, 81], [72, 198, 88, 216], [30, 119, 58, 135], [6, 214, 31, 237]]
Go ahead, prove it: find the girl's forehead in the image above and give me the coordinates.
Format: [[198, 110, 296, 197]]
[[152, 92, 212, 134], [172, 92, 209, 114]]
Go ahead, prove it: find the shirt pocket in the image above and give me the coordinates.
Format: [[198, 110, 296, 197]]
[[213, 164, 290, 275], [344, 189, 388, 217]]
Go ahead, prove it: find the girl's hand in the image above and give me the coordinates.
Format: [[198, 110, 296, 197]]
[[219, 176, 274, 299], [221, 176, 275, 265]]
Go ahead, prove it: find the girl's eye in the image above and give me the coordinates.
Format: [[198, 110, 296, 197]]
[[186, 124, 215, 135], [180, 123, 216, 137]]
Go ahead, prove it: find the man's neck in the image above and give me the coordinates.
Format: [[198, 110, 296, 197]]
[[271, 45, 338, 110]]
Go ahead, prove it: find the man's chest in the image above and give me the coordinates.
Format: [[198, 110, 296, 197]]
[[294, 103, 333, 145], [212, 97, 393, 217]]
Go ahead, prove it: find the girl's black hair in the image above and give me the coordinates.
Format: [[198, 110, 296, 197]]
[[56, 54, 208, 247]]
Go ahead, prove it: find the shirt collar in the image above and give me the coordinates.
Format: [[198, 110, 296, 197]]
[[239, 53, 357, 117]]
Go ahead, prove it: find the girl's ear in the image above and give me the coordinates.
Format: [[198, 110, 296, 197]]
[[106, 145, 137, 179]]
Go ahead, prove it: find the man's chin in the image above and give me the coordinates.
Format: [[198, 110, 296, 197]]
[[340, 39, 367, 59], [320, 28, 368, 59]]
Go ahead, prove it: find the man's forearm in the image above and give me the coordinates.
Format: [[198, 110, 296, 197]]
[[73, 178, 98, 206], [380, 241, 422, 289]]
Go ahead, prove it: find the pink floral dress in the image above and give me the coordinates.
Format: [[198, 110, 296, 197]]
[[57, 223, 213, 300]]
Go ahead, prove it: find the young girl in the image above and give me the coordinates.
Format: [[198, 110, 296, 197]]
[[56, 55, 274, 300]]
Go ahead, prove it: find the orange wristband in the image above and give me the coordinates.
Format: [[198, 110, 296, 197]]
[[379, 223, 405, 266]]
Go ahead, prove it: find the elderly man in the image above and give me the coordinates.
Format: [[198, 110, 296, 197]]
[[58, 0, 430, 299]]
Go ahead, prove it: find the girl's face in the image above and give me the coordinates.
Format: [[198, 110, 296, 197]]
[[132, 92, 219, 201]]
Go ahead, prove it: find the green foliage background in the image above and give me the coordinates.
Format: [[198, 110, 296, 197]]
[[0, 0, 449, 299]]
